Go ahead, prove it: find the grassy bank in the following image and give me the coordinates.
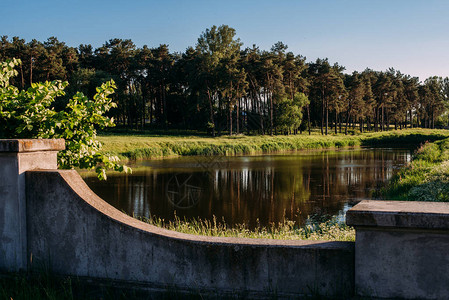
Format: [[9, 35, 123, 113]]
[[98, 128, 449, 162], [140, 215, 355, 242], [383, 136, 449, 201]]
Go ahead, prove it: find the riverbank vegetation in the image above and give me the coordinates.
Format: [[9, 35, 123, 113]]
[[2, 25, 449, 137], [98, 129, 449, 161], [383, 136, 449, 201], [141, 215, 355, 242]]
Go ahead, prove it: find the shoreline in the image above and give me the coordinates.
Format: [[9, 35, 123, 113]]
[[98, 129, 449, 163]]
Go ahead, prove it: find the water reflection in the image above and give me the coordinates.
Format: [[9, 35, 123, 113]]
[[82, 148, 411, 229]]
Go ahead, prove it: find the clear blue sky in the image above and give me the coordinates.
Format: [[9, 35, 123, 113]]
[[2, 0, 449, 81]]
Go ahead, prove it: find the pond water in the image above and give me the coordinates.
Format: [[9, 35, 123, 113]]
[[82, 148, 411, 229]]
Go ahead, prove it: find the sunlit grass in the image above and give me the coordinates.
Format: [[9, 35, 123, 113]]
[[98, 128, 449, 162], [383, 136, 449, 201], [139, 214, 355, 242]]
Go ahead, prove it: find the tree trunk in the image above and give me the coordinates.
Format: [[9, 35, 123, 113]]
[[229, 104, 233, 136], [325, 99, 329, 135], [385, 113, 390, 131], [141, 92, 146, 130], [335, 111, 338, 134], [432, 110, 435, 129], [321, 91, 325, 135], [374, 108, 378, 132], [206, 88, 215, 137], [307, 105, 311, 135], [236, 100, 240, 134], [345, 111, 349, 135], [339, 113, 342, 133], [381, 106, 385, 131], [246, 96, 250, 135], [256, 92, 264, 135], [161, 83, 167, 128], [218, 96, 222, 136], [270, 92, 273, 136], [149, 97, 153, 126]]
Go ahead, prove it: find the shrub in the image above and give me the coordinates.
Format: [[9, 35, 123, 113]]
[[0, 58, 130, 179]]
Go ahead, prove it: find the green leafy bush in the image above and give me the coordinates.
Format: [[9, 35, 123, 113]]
[[0, 58, 130, 179]]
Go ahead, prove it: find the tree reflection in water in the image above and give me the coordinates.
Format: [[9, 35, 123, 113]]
[[82, 148, 410, 229]]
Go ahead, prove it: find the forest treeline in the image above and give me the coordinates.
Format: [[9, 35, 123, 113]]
[[2, 25, 449, 136]]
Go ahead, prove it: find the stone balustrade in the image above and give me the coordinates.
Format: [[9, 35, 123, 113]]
[[1, 138, 448, 299]]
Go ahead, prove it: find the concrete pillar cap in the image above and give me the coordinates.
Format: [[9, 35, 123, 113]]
[[347, 200, 449, 230], [0, 139, 65, 153]]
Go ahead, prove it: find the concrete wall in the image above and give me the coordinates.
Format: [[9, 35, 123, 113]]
[[25, 170, 354, 298], [0, 139, 64, 271], [0, 139, 354, 298], [347, 200, 449, 299], [6, 139, 449, 298]]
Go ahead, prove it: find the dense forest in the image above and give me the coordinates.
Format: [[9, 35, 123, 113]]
[[1, 25, 449, 136]]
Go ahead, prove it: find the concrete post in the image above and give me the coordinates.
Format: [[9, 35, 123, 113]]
[[0, 139, 64, 271], [347, 200, 449, 299]]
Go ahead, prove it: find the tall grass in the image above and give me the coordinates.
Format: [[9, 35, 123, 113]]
[[98, 129, 449, 162], [383, 136, 449, 201], [139, 214, 355, 242]]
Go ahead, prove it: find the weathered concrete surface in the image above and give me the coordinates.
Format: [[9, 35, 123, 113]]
[[0, 139, 65, 153], [26, 170, 355, 298], [346, 200, 449, 230], [347, 200, 449, 299], [355, 228, 449, 299], [0, 139, 64, 271]]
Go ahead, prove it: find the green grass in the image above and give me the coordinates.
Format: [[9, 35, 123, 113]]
[[383, 136, 449, 201], [140, 214, 355, 242], [98, 128, 449, 162]]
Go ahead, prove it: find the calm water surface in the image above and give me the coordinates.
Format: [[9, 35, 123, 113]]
[[82, 148, 411, 228]]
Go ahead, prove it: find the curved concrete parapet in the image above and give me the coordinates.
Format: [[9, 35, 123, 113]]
[[25, 170, 354, 298]]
